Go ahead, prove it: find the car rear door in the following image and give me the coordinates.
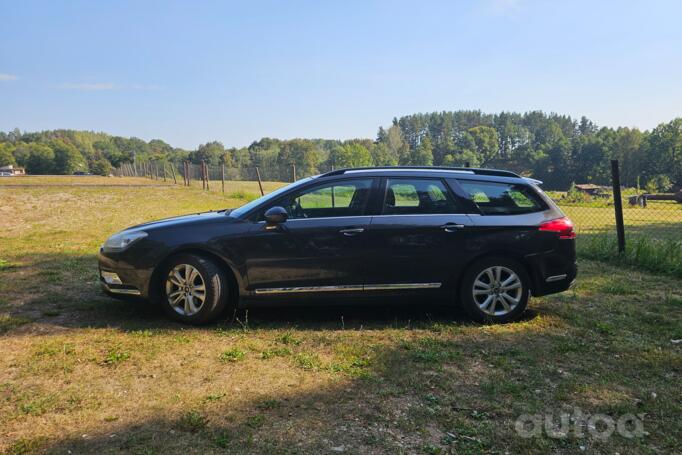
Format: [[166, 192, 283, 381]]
[[362, 177, 476, 293], [242, 177, 378, 295]]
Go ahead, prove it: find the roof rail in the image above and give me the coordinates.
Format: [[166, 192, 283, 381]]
[[320, 166, 520, 178]]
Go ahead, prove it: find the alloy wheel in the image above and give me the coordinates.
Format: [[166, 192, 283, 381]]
[[472, 266, 523, 316], [165, 264, 206, 316]]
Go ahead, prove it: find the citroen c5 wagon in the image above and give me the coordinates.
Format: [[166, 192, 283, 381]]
[[99, 167, 577, 324]]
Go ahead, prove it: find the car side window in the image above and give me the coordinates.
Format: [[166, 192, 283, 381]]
[[279, 179, 374, 219], [382, 178, 460, 215], [457, 180, 547, 215]]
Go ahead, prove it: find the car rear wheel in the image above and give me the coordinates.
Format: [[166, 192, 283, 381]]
[[161, 254, 228, 324], [459, 257, 529, 323]]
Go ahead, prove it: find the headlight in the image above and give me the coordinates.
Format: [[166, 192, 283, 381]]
[[103, 231, 148, 252]]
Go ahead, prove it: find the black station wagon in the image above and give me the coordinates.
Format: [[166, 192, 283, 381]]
[[99, 167, 577, 324]]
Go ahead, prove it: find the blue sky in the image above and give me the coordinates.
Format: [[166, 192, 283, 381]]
[[1, 0, 681, 149]]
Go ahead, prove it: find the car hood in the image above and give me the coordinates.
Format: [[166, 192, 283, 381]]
[[124, 210, 234, 232]]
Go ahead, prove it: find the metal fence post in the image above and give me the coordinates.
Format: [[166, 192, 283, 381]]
[[611, 159, 626, 253]]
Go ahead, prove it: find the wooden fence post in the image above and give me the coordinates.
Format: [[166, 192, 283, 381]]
[[221, 164, 225, 193], [611, 160, 626, 253], [170, 163, 177, 184], [200, 161, 206, 190], [205, 162, 210, 191], [292, 163, 297, 182], [255, 167, 264, 196]]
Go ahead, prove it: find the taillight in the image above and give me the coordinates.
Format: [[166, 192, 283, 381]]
[[539, 217, 576, 239]]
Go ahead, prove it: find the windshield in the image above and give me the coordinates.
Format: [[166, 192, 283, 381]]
[[228, 177, 315, 218]]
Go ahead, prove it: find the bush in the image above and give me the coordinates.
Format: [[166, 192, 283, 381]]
[[90, 159, 112, 176], [564, 183, 593, 204], [645, 174, 673, 193]]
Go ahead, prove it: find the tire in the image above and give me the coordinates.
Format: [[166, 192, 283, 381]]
[[160, 253, 228, 325], [458, 256, 530, 323]]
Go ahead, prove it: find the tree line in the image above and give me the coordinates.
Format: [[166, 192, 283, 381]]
[[1, 110, 680, 190]]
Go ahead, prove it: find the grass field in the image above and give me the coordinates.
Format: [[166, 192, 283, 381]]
[[1, 177, 681, 454]]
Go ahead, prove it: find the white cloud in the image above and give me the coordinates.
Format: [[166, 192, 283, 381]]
[[61, 82, 116, 91], [59, 82, 164, 91], [0, 73, 18, 81]]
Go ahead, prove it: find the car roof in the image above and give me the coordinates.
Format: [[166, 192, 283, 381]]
[[317, 167, 531, 184]]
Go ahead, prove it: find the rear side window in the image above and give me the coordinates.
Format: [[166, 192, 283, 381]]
[[457, 180, 547, 215], [383, 178, 460, 215]]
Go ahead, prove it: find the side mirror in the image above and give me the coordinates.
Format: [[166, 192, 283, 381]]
[[264, 206, 288, 225]]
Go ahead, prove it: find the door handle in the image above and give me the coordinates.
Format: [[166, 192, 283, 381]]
[[339, 227, 365, 236], [440, 223, 465, 232]]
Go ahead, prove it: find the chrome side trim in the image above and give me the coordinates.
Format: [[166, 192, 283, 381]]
[[102, 283, 142, 296], [546, 274, 567, 283], [254, 282, 442, 294], [364, 282, 442, 291], [371, 213, 478, 218], [255, 285, 364, 295]]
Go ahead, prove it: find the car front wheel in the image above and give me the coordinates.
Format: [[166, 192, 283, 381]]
[[161, 254, 228, 324], [459, 257, 530, 323]]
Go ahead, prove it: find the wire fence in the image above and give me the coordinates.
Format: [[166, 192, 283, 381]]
[[551, 161, 682, 248], [114, 160, 682, 251], [112, 161, 329, 187]]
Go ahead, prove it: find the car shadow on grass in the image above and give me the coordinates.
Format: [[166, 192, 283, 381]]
[[1, 252, 539, 334]]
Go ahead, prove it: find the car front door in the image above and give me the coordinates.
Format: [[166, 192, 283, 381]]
[[363, 177, 476, 292], [242, 177, 378, 295]]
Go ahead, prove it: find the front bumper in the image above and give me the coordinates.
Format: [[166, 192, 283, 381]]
[[98, 250, 154, 299]]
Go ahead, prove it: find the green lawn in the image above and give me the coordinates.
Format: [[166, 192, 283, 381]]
[[0, 178, 680, 454]]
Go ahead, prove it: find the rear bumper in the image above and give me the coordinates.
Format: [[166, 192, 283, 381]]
[[525, 246, 577, 297], [532, 262, 577, 296]]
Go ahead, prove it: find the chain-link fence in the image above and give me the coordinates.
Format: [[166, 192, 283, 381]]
[[550, 161, 681, 275], [551, 162, 682, 243], [112, 161, 329, 188]]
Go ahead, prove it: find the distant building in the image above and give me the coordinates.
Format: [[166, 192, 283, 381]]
[[0, 165, 26, 175], [574, 183, 607, 196]]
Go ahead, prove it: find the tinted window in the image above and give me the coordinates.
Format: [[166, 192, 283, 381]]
[[383, 178, 460, 215], [458, 180, 547, 215], [230, 177, 314, 218], [280, 179, 373, 219]]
